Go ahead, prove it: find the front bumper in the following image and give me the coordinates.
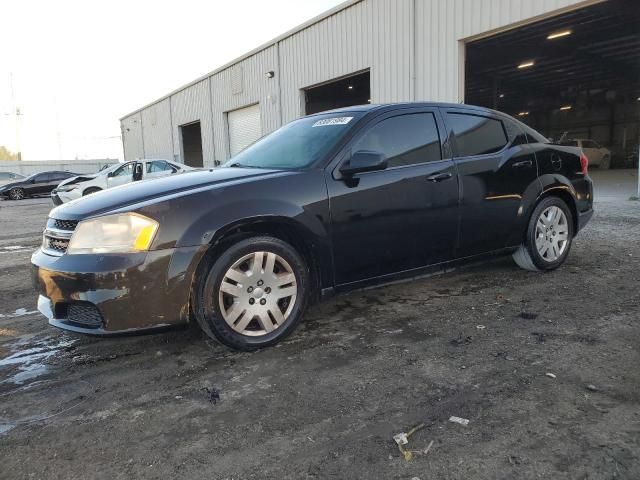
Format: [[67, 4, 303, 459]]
[[31, 245, 206, 335], [51, 192, 63, 206], [52, 189, 81, 205], [577, 208, 594, 233]]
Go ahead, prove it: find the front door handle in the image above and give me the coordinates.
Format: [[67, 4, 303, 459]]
[[512, 160, 533, 168], [426, 172, 453, 182]]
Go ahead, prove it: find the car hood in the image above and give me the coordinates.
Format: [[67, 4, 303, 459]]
[[50, 167, 290, 220], [0, 180, 25, 191], [57, 174, 97, 187]]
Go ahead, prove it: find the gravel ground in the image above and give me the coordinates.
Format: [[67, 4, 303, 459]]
[[0, 178, 639, 479]]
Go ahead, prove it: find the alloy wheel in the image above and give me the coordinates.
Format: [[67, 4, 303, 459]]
[[218, 251, 298, 336], [535, 206, 569, 262], [9, 188, 24, 200]]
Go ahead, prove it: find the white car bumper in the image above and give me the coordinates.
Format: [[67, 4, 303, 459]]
[[52, 188, 83, 205]]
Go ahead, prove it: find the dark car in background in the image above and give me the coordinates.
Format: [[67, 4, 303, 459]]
[[32, 102, 593, 351], [0, 171, 77, 200]]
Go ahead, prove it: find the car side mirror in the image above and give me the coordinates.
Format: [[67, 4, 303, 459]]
[[340, 150, 387, 176], [107, 171, 114, 178]]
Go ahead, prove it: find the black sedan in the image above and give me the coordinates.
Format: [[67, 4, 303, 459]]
[[32, 103, 593, 350], [0, 171, 78, 200]]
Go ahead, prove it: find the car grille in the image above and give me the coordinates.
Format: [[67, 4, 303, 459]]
[[53, 219, 78, 231], [56, 303, 103, 328], [42, 218, 77, 256]]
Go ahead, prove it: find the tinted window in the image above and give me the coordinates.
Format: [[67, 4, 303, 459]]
[[447, 113, 508, 157], [50, 172, 69, 181], [113, 163, 134, 177], [502, 119, 528, 146], [352, 113, 441, 168], [34, 173, 50, 183], [582, 140, 598, 148]]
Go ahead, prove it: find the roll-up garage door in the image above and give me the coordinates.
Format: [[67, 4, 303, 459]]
[[228, 104, 262, 157]]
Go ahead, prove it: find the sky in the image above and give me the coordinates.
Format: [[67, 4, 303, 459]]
[[0, 0, 344, 161]]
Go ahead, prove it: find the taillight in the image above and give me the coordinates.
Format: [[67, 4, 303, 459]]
[[580, 151, 589, 175]]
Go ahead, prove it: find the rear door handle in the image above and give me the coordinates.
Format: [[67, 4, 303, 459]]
[[426, 172, 453, 182], [512, 160, 533, 168]]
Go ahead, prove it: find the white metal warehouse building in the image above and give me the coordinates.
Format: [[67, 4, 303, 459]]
[[121, 0, 639, 168]]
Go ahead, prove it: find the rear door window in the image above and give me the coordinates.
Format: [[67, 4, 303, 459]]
[[50, 172, 69, 181], [351, 113, 442, 168], [147, 161, 174, 173], [446, 113, 508, 157]]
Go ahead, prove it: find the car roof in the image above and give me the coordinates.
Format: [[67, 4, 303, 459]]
[[310, 101, 506, 117]]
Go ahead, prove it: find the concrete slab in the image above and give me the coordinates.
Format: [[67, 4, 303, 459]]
[[590, 168, 639, 202]]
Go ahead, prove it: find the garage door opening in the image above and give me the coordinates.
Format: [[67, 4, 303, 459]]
[[180, 121, 204, 168], [305, 71, 371, 115], [464, 0, 639, 169], [228, 104, 262, 157]]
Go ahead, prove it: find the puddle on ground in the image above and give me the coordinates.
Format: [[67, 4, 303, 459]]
[[0, 245, 31, 254], [0, 423, 16, 434], [0, 336, 77, 385], [0, 307, 39, 318]]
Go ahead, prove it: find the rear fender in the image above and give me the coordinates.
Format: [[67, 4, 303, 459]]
[[529, 173, 579, 234]]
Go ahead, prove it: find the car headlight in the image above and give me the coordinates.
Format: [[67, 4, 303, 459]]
[[67, 213, 159, 254], [56, 184, 78, 192]]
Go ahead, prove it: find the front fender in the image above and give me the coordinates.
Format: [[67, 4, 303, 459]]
[[177, 199, 328, 248]]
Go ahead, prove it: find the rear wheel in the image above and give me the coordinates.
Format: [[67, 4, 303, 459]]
[[193, 236, 310, 350], [83, 187, 102, 196], [513, 197, 574, 272], [599, 155, 611, 169], [8, 188, 25, 200]]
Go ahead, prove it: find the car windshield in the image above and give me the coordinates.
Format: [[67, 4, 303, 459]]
[[224, 113, 362, 169]]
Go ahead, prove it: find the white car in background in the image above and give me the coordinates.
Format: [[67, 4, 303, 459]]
[[560, 139, 612, 169], [52, 159, 194, 205]]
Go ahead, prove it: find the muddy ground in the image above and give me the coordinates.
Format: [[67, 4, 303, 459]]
[[0, 183, 639, 479]]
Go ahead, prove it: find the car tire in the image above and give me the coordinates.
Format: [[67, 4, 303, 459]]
[[513, 196, 574, 272], [193, 236, 310, 351], [8, 188, 25, 200], [83, 187, 102, 196], [599, 155, 611, 170]]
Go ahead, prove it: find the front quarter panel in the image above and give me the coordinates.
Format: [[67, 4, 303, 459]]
[[134, 169, 333, 286]]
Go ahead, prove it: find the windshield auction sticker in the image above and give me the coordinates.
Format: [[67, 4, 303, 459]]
[[312, 117, 353, 127]]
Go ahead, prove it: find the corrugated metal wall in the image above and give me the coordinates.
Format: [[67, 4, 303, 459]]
[[210, 45, 281, 163], [122, 0, 589, 163], [121, 112, 144, 160], [141, 98, 173, 160], [170, 79, 215, 167]]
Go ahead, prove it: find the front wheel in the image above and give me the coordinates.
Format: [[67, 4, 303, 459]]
[[193, 236, 310, 350], [513, 197, 574, 272], [8, 188, 25, 200], [599, 155, 611, 170]]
